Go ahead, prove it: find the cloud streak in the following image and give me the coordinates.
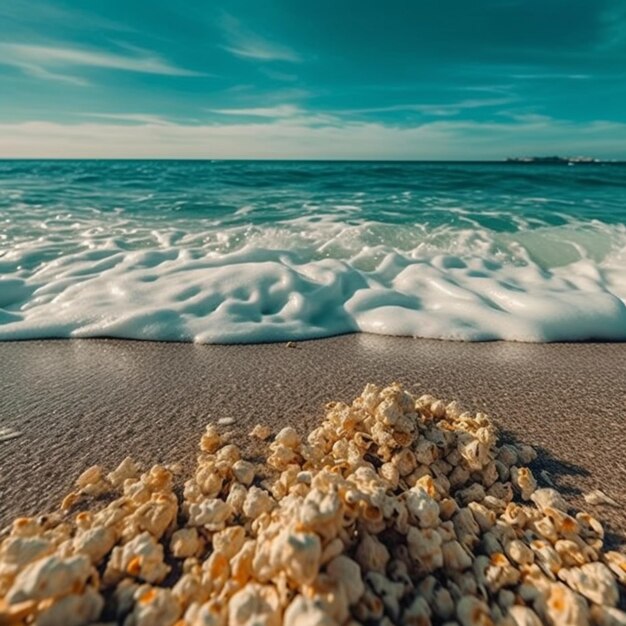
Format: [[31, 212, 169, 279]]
[[16, 62, 89, 86], [82, 113, 175, 125], [511, 73, 591, 80], [210, 105, 302, 117], [343, 97, 515, 117], [219, 13, 301, 62], [0, 42, 203, 84]]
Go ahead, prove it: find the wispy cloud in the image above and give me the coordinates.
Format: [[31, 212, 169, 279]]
[[209, 104, 339, 127], [260, 68, 299, 82], [512, 73, 591, 80], [82, 113, 174, 125], [210, 105, 302, 118], [219, 13, 301, 62], [346, 97, 515, 117], [16, 63, 89, 86], [503, 113, 553, 124], [218, 85, 312, 105], [0, 42, 203, 84], [0, 1, 135, 34]]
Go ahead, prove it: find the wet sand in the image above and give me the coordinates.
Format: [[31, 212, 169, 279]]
[[0, 336, 625, 545]]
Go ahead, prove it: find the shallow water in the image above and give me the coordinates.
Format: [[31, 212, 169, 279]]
[[1, 160, 625, 342]]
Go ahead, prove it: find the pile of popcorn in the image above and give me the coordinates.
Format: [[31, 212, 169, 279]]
[[1, 383, 624, 626]]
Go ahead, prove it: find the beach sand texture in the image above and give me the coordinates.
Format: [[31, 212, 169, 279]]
[[0, 335, 624, 544]]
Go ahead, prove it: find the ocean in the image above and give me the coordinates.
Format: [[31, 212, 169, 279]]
[[1, 160, 625, 343]]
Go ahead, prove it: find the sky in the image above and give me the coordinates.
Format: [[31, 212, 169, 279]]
[[0, 0, 625, 159]]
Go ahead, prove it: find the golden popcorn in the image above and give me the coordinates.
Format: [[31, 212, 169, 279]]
[[604, 551, 626, 585], [530, 487, 568, 513], [271, 530, 321, 586], [125, 585, 181, 626], [107, 456, 142, 488], [104, 532, 170, 585], [442, 539, 473, 572], [5, 554, 92, 605], [212, 526, 246, 560], [232, 460, 256, 486], [170, 528, 203, 559], [405, 487, 440, 528], [283, 594, 334, 626], [273, 427, 301, 449], [249, 424, 272, 441], [188, 499, 232, 531], [242, 487, 275, 519], [500, 605, 543, 626], [71, 525, 117, 565], [355, 532, 390, 574], [325, 556, 364, 606], [0, 536, 53, 581], [535, 581, 590, 626], [504, 538, 534, 566], [34, 586, 103, 626], [407, 527, 443, 573], [510, 466, 537, 501], [130, 493, 178, 539], [228, 582, 281, 626], [61, 492, 80, 511], [456, 595, 493, 626], [75, 465, 103, 490], [589, 605, 626, 626], [1, 383, 624, 626], [559, 562, 619, 607]]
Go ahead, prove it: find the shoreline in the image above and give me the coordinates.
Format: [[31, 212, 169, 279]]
[[1, 335, 624, 545]]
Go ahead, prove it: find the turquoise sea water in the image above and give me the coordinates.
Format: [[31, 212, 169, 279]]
[[1, 160, 626, 342]]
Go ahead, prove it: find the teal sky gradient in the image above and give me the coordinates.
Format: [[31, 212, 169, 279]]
[[1, 0, 625, 158]]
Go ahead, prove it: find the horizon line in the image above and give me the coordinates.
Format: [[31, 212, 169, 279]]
[[1, 157, 623, 163]]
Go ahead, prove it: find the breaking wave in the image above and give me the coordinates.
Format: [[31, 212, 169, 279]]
[[1, 160, 625, 343]]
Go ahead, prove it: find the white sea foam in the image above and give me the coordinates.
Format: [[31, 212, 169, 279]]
[[1, 213, 626, 343]]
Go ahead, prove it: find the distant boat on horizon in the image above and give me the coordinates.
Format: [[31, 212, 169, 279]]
[[505, 155, 602, 164]]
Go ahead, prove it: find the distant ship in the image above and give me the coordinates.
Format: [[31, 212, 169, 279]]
[[505, 155, 601, 164]]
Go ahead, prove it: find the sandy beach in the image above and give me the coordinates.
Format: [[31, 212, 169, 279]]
[[1, 335, 624, 547]]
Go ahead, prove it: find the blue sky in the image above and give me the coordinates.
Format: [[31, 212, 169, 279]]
[[1, 0, 625, 159]]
